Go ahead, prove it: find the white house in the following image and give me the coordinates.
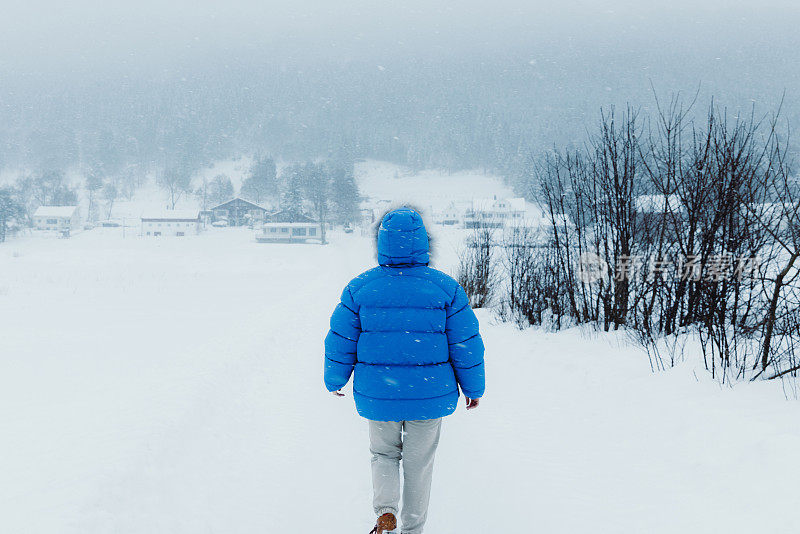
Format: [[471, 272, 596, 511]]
[[141, 210, 200, 237], [256, 222, 322, 243], [431, 202, 466, 226], [33, 206, 81, 235], [464, 197, 526, 229]]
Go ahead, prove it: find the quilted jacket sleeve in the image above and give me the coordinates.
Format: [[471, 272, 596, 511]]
[[324, 283, 361, 392], [445, 284, 486, 399]]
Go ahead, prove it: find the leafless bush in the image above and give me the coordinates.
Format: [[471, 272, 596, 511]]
[[501, 95, 800, 386], [456, 227, 497, 308], [498, 226, 568, 329]]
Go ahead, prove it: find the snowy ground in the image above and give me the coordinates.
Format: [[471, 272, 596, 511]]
[[2, 225, 799, 534]]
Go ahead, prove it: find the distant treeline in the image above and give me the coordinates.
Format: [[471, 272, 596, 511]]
[[1, 51, 796, 193]]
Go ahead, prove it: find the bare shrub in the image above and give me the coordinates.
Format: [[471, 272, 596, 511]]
[[502, 94, 800, 386], [456, 227, 497, 308], [498, 226, 568, 329]]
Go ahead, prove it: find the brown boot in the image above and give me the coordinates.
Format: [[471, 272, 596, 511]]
[[368, 512, 397, 534]]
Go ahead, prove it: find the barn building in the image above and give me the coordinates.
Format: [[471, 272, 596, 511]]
[[141, 211, 201, 237]]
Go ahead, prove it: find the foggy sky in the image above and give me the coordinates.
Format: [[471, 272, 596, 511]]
[[3, 0, 799, 72], [3, 0, 800, 174]]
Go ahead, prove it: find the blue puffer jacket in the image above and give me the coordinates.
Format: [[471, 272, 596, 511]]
[[324, 208, 485, 422]]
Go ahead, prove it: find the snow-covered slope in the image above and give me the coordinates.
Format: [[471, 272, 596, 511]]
[[193, 155, 256, 192], [1, 227, 798, 533], [355, 160, 517, 207]]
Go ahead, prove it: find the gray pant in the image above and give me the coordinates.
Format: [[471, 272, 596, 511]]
[[369, 418, 442, 534]]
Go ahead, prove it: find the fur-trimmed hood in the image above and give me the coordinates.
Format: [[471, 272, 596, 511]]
[[375, 207, 432, 267]]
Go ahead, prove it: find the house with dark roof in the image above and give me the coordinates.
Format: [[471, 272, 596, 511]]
[[209, 198, 270, 226]]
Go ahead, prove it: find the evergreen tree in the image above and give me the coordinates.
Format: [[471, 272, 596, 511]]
[[280, 164, 305, 216], [241, 155, 278, 205], [13, 176, 36, 219], [208, 174, 234, 207], [0, 187, 24, 243], [328, 160, 360, 226]]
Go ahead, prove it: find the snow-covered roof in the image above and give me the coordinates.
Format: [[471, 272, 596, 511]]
[[34, 206, 78, 218], [472, 197, 526, 212], [262, 222, 320, 227], [209, 197, 269, 211], [141, 210, 200, 221]]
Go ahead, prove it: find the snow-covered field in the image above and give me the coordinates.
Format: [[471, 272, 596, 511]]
[[2, 223, 799, 534]]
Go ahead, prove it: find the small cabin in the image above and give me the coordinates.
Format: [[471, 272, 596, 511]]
[[256, 222, 322, 243], [432, 202, 465, 226], [33, 206, 81, 237]]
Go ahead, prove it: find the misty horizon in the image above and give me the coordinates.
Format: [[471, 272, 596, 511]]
[[2, 1, 800, 178]]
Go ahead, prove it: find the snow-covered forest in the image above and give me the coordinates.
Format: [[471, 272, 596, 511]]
[[2, 1, 800, 533]]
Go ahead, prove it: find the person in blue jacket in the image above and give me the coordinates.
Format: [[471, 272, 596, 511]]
[[324, 207, 485, 534]]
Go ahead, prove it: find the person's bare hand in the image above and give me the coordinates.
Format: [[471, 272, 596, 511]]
[[466, 397, 480, 410], [331, 390, 345, 397]]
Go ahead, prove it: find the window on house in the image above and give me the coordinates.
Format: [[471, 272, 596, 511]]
[[270, 227, 277, 233], [281, 227, 288, 233], [176, 232, 185, 237], [292, 227, 307, 236], [309, 228, 317, 236], [47, 219, 57, 224]]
